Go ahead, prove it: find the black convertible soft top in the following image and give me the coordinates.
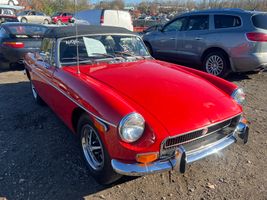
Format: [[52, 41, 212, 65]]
[[44, 25, 136, 38]]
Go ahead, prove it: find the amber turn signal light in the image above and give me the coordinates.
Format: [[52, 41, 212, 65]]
[[241, 117, 248, 124], [136, 152, 159, 164]]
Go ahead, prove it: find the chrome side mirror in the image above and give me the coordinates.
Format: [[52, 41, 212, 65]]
[[35, 52, 44, 61], [39, 51, 50, 61]]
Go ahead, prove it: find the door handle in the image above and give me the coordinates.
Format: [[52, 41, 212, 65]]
[[195, 37, 203, 40], [170, 38, 176, 40]]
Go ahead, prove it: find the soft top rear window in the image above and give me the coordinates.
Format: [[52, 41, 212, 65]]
[[252, 14, 267, 30], [6, 25, 47, 37]]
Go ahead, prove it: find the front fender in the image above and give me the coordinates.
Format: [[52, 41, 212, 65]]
[[170, 64, 238, 96], [63, 67, 169, 161]]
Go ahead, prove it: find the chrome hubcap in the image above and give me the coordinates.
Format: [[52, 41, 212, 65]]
[[81, 124, 104, 171], [206, 55, 224, 76], [31, 82, 37, 99]]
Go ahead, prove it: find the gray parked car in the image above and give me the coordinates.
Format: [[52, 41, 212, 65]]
[[143, 9, 267, 77]]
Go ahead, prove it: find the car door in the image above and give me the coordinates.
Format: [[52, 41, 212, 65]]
[[32, 38, 56, 106], [35, 12, 45, 23], [181, 15, 210, 65], [61, 13, 68, 23], [26, 11, 36, 23], [50, 39, 81, 125], [149, 17, 188, 61]]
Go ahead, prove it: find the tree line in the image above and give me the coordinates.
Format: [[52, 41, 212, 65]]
[[19, 0, 267, 16], [20, 0, 90, 15]]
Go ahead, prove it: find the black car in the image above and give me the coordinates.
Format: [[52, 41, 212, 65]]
[[0, 15, 18, 24], [0, 22, 47, 69]]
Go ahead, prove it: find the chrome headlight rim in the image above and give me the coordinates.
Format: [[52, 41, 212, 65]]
[[119, 112, 145, 143], [231, 88, 245, 105]]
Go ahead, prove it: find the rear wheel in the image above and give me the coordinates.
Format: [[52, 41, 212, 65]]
[[57, 20, 62, 25], [44, 19, 49, 24], [30, 81, 45, 105], [21, 18, 28, 23], [8, 0, 15, 5], [203, 51, 230, 77], [78, 114, 122, 185]]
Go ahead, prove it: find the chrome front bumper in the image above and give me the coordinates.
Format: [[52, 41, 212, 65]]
[[111, 121, 249, 176]]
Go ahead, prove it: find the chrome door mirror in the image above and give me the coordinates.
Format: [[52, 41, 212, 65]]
[[35, 52, 44, 61], [39, 51, 50, 61]]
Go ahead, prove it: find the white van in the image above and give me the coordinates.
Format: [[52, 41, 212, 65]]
[[73, 9, 133, 31]]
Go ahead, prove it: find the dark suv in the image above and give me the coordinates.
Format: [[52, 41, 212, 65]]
[[143, 9, 267, 77]]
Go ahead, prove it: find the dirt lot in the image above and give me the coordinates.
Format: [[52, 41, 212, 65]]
[[0, 69, 266, 200]]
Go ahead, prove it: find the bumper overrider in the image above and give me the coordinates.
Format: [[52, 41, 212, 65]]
[[111, 118, 249, 176]]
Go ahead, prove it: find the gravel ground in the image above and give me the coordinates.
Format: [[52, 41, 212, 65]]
[[0, 69, 266, 200]]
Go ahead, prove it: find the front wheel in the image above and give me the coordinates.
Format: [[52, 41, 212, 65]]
[[8, 0, 15, 5], [203, 51, 230, 77], [78, 114, 122, 185], [21, 18, 28, 23]]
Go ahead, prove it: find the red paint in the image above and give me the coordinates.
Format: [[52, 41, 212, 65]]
[[52, 13, 73, 24], [24, 54, 242, 162]]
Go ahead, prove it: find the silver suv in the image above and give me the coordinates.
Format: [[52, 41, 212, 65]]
[[143, 9, 267, 77]]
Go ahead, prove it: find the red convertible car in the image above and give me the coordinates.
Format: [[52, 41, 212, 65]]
[[24, 25, 249, 184]]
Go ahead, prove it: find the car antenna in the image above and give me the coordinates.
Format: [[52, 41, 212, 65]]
[[74, 0, 80, 74]]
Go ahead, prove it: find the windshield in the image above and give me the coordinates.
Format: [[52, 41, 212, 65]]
[[52, 12, 61, 17], [59, 35, 150, 64]]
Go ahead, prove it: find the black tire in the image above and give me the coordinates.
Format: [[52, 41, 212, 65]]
[[21, 18, 28, 23], [145, 42, 153, 57], [8, 0, 15, 5], [56, 20, 62, 25], [44, 19, 49, 24], [77, 114, 122, 185], [202, 51, 231, 78], [30, 80, 45, 105]]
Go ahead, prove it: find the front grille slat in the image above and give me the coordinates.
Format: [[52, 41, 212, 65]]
[[163, 115, 240, 149]]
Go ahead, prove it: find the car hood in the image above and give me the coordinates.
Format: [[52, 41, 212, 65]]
[[80, 60, 241, 136]]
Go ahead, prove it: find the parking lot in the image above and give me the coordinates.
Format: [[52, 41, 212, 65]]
[[0, 68, 266, 200]]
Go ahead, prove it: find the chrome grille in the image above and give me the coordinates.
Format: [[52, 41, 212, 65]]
[[163, 115, 240, 150]]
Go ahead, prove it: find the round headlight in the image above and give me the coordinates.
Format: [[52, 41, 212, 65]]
[[231, 88, 245, 105], [119, 113, 145, 143]]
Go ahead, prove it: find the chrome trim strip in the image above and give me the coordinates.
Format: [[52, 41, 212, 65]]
[[30, 68, 117, 128], [186, 134, 236, 163]]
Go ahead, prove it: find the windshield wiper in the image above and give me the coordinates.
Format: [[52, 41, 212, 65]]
[[61, 57, 95, 65], [114, 51, 147, 60], [89, 53, 115, 59]]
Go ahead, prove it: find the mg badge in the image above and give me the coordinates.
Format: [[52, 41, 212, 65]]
[[202, 127, 209, 135]]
